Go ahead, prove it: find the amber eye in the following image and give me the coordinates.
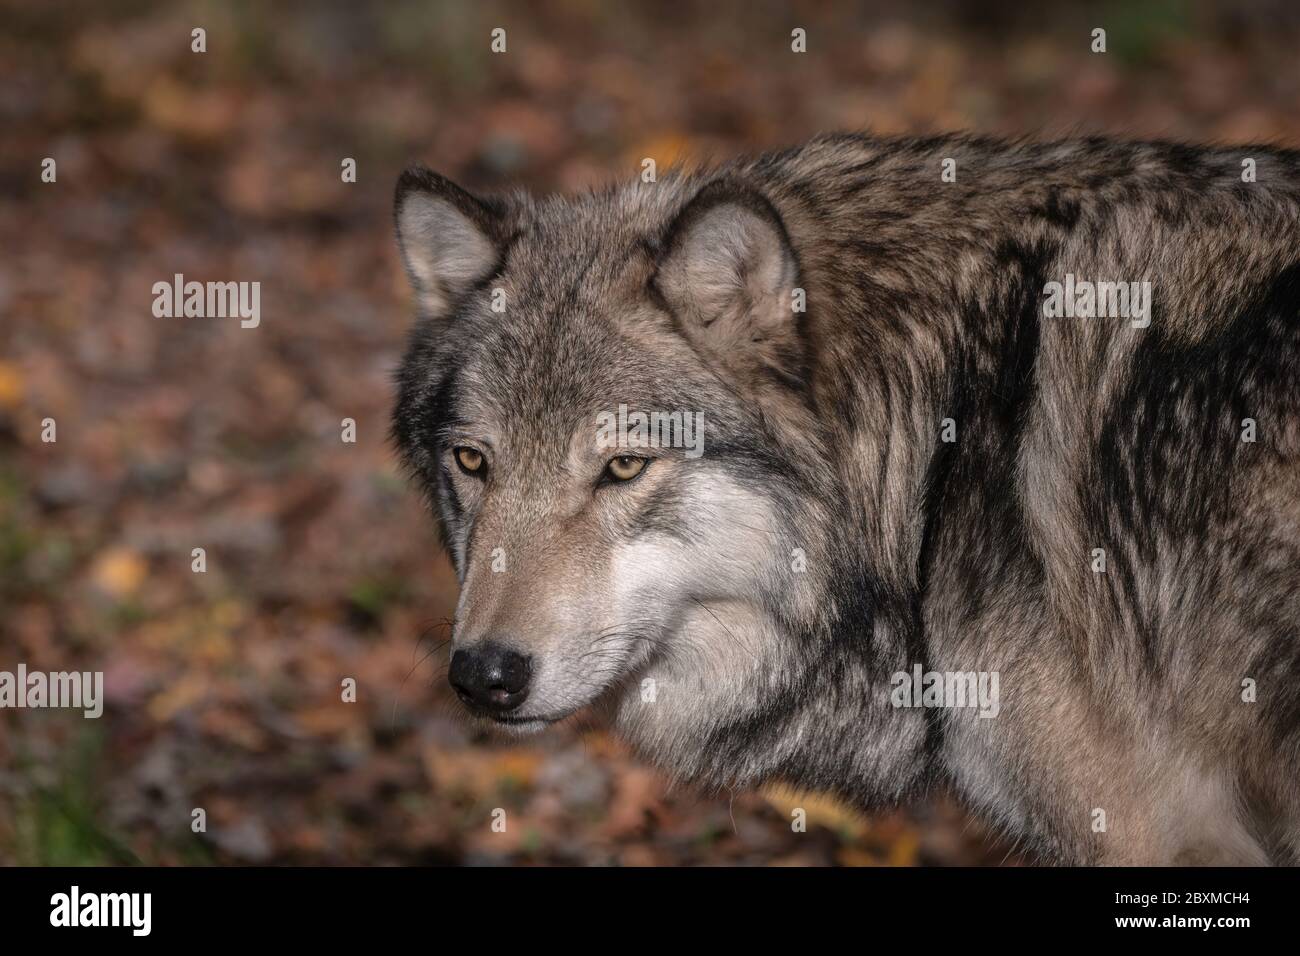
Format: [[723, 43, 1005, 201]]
[[605, 455, 647, 482], [454, 447, 485, 475]]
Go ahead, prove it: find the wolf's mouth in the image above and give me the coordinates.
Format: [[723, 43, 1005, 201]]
[[489, 711, 574, 727]]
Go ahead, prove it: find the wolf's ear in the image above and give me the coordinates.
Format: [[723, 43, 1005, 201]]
[[394, 166, 505, 319], [654, 179, 804, 386]]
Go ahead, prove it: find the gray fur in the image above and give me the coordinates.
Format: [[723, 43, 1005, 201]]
[[392, 133, 1300, 865]]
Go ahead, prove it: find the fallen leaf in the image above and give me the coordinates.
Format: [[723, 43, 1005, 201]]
[[91, 547, 148, 599], [0, 361, 23, 409]]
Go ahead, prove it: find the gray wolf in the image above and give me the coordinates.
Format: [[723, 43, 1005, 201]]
[[390, 133, 1300, 865]]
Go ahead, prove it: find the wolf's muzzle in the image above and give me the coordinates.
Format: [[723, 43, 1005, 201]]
[[449, 642, 532, 715]]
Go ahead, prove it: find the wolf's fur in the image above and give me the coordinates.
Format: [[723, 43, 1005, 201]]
[[391, 134, 1300, 865]]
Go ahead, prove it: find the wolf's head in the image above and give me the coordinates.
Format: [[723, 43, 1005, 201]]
[[391, 165, 850, 760]]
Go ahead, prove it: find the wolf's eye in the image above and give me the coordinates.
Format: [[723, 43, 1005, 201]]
[[454, 447, 485, 475], [604, 455, 647, 482]]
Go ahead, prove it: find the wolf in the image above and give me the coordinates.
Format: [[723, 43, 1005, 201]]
[[390, 133, 1300, 865]]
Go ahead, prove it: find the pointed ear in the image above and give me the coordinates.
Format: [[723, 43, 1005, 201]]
[[394, 166, 505, 318], [654, 179, 805, 387]]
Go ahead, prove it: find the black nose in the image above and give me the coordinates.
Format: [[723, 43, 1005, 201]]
[[448, 643, 532, 714]]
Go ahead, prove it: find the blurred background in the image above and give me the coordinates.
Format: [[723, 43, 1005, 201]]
[[2, 0, 1298, 865]]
